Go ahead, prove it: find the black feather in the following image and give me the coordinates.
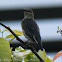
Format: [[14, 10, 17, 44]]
[[21, 19, 43, 51]]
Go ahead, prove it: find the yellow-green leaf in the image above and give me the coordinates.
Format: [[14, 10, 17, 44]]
[[5, 30, 23, 38], [46, 57, 51, 62], [14, 30, 23, 36], [0, 37, 11, 62], [38, 49, 47, 62], [38, 49, 51, 62], [24, 53, 39, 62], [8, 37, 15, 42], [5, 34, 14, 38]]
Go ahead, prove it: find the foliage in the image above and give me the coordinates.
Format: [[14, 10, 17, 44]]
[[0, 37, 11, 62], [5, 30, 23, 42], [52, 26, 62, 62], [0, 29, 52, 62], [12, 47, 52, 62], [38, 49, 51, 62], [57, 26, 62, 35]]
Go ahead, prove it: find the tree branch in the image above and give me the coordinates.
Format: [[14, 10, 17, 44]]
[[0, 23, 44, 62]]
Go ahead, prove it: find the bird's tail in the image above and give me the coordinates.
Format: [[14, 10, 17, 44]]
[[38, 42, 43, 51]]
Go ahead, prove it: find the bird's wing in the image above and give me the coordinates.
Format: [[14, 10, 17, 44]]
[[21, 19, 40, 43]]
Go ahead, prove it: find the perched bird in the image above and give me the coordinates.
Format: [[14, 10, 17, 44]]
[[21, 9, 43, 51]]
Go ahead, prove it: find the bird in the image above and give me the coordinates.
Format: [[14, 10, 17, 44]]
[[21, 9, 43, 51]]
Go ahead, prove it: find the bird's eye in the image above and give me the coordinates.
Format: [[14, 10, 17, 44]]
[[24, 10, 30, 12], [24, 9, 32, 13], [27, 10, 31, 12]]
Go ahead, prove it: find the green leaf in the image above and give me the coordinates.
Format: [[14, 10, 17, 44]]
[[46, 57, 51, 62], [0, 37, 11, 62], [5, 30, 23, 38], [5, 34, 14, 38], [38, 49, 47, 62], [24, 53, 39, 62], [8, 37, 15, 42], [5, 30, 23, 42], [38, 49, 51, 62], [14, 30, 23, 36], [15, 46, 24, 52]]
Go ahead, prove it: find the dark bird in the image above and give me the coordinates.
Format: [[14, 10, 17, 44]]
[[21, 9, 43, 51]]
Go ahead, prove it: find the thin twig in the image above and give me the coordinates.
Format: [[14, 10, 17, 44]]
[[0, 23, 44, 62], [0, 32, 3, 38]]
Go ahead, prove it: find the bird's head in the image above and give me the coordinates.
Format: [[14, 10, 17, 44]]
[[24, 9, 34, 19]]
